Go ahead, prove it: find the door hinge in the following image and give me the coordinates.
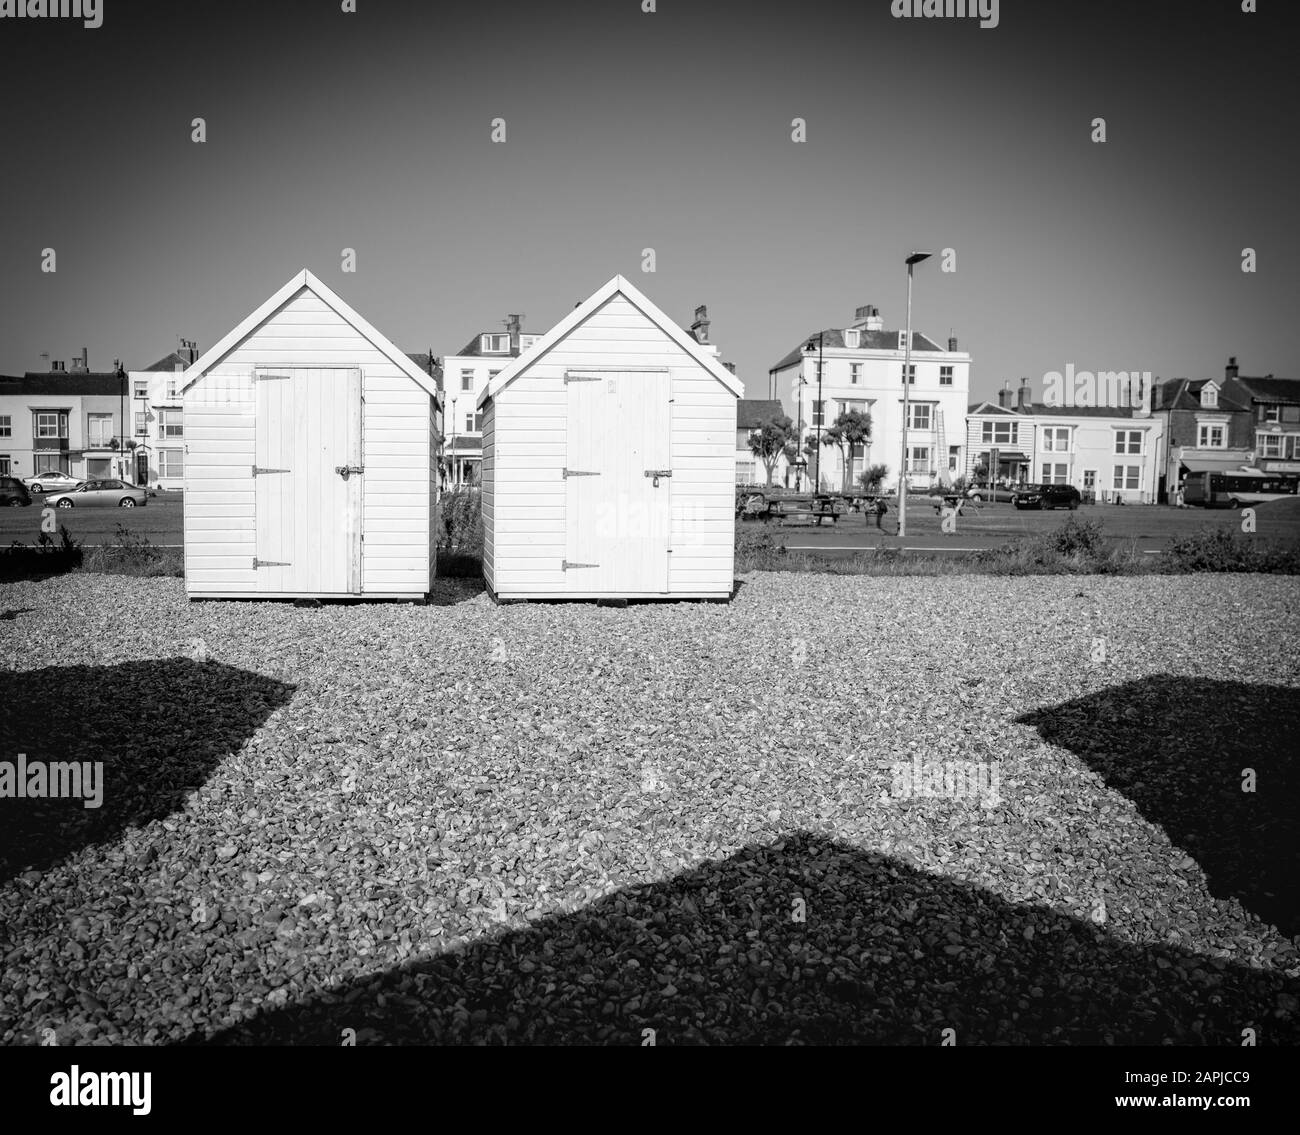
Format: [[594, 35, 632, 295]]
[[562, 560, 599, 571], [253, 558, 291, 568], [335, 465, 364, 480], [644, 469, 672, 478], [252, 466, 291, 475], [564, 373, 604, 383], [256, 373, 291, 381], [563, 469, 599, 478]]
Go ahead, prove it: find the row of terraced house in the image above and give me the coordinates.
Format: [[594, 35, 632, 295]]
[[3, 299, 1296, 505], [734, 302, 1299, 504]]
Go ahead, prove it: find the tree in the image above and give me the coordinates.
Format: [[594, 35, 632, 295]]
[[803, 435, 821, 490], [858, 463, 888, 494], [821, 410, 873, 493], [746, 414, 796, 487]]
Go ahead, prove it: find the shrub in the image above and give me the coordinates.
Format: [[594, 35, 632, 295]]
[[1165, 527, 1300, 574], [79, 525, 182, 578], [0, 526, 83, 581], [735, 525, 787, 571], [437, 487, 483, 553]]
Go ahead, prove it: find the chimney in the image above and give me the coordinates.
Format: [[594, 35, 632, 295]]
[[82, 347, 88, 370], [948, 335, 958, 352], [722, 362, 736, 375], [1225, 356, 1239, 380], [52, 360, 66, 373], [39, 352, 49, 371], [1017, 377, 1031, 411], [997, 380, 1011, 409], [690, 305, 710, 345], [852, 304, 883, 332], [505, 314, 523, 353]]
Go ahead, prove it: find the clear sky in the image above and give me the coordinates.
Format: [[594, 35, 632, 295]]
[[0, 0, 1295, 401]]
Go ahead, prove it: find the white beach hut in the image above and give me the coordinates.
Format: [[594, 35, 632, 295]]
[[180, 269, 440, 599], [477, 275, 741, 601]]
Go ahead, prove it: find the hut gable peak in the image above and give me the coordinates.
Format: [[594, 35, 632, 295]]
[[477, 275, 743, 408]]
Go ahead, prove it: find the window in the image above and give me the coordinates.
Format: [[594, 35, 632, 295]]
[[165, 378, 179, 400], [735, 460, 755, 484], [1042, 463, 1069, 484], [901, 363, 916, 384], [897, 331, 908, 351], [842, 400, 866, 415], [159, 409, 183, 438], [907, 446, 930, 473], [460, 369, 474, 392], [850, 442, 866, 459], [1114, 430, 1143, 455], [1262, 405, 1281, 423], [465, 411, 475, 432], [133, 380, 148, 398], [0, 415, 9, 437], [519, 334, 539, 350], [159, 449, 184, 479], [981, 421, 1015, 444], [35, 411, 68, 439], [949, 445, 960, 472], [34, 454, 69, 474], [134, 412, 147, 435], [480, 333, 509, 352], [844, 329, 860, 349], [86, 458, 111, 477], [1200, 386, 1218, 408], [939, 365, 953, 386], [1285, 406, 1300, 423], [0, 457, 9, 475], [1198, 424, 1225, 448], [812, 400, 825, 427], [907, 404, 932, 430], [1042, 426, 1070, 452], [814, 361, 825, 382], [1112, 465, 1140, 490], [1260, 434, 1284, 458], [87, 413, 113, 447], [850, 363, 862, 385], [488, 369, 501, 385]]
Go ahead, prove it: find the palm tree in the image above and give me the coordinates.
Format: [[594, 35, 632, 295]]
[[821, 410, 873, 493]]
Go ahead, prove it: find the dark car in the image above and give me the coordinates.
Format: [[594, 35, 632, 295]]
[[1, 475, 32, 507], [1013, 483, 1081, 510]]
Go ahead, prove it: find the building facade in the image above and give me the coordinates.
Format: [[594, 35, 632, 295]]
[[0, 351, 132, 482], [441, 315, 541, 486], [768, 304, 972, 493], [967, 377, 1165, 504], [128, 343, 199, 490]]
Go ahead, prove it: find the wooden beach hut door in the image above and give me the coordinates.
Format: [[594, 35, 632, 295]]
[[254, 367, 363, 594], [564, 369, 671, 593]]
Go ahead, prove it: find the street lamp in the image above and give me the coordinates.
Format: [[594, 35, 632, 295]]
[[898, 251, 932, 537], [804, 333, 826, 493]]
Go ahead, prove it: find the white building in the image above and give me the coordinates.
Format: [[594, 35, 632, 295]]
[[966, 377, 1165, 503], [768, 304, 972, 493], [440, 315, 541, 486], [128, 343, 199, 490]]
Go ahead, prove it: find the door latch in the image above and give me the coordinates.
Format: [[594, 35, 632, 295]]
[[645, 469, 672, 487], [335, 465, 364, 480]]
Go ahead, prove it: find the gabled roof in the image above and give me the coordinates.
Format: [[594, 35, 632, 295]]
[[180, 270, 441, 404], [477, 276, 744, 408], [1230, 375, 1300, 403], [1154, 377, 1250, 413], [771, 329, 947, 373], [737, 399, 786, 429], [143, 351, 192, 372], [968, 400, 1018, 415], [406, 353, 443, 392], [7, 373, 124, 396]]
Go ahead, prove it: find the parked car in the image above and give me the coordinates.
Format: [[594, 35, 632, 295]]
[[43, 479, 148, 509], [964, 482, 1018, 503], [1, 475, 33, 507], [23, 471, 84, 494], [1013, 483, 1081, 510]]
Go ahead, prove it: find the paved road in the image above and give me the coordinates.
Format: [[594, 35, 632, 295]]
[[4, 493, 1297, 553]]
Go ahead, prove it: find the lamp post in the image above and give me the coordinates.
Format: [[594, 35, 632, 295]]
[[804, 333, 825, 493], [898, 251, 931, 537]]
